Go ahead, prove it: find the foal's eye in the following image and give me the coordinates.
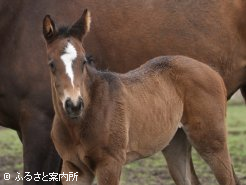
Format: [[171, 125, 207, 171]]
[[49, 62, 56, 73]]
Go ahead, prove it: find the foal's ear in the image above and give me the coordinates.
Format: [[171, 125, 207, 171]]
[[43, 15, 57, 42], [70, 9, 91, 41], [83, 63, 96, 83]]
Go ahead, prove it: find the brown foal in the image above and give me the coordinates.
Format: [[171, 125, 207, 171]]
[[43, 9, 239, 185]]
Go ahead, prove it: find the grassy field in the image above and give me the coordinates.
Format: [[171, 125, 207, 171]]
[[0, 104, 245, 185], [0, 128, 23, 185]]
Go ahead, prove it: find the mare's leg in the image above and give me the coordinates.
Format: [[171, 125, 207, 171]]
[[20, 108, 61, 185], [61, 161, 94, 185], [183, 92, 239, 185], [162, 128, 201, 185], [240, 85, 246, 103], [96, 158, 122, 185]]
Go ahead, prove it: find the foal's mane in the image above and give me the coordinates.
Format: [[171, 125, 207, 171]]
[[48, 26, 73, 42], [48, 26, 80, 43], [57, 26, 71, 37]]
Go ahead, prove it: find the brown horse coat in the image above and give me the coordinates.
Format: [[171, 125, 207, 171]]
[[51, 56, 235, 185], [1, 1, 246, 184], [43, 10, 238, 185]]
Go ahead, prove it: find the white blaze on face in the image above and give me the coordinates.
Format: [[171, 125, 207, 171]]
[[60, 42, 77, 88]]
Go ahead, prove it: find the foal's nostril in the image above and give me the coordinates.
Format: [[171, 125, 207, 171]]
[[77, 101, 82, 110], [78, 97, 84, 109], [65, 98, 73, 110]]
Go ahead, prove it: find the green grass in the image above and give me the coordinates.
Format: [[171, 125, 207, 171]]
[[0, 129, 22, 158], [0, 104, 245, 185], [227, 105, 246, 133], [0, 129, 23, 173], [0, 129, 23, 185], [227, 105, 246, 181]]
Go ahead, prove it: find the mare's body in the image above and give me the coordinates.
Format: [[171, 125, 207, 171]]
[[1, 1, 246, 184]]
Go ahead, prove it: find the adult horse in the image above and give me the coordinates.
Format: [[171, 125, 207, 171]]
[[0, 0, 245, 185]]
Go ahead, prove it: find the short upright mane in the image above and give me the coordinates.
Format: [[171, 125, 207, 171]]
[[57, 26, 71, 37], [46, 26, 73, 43]]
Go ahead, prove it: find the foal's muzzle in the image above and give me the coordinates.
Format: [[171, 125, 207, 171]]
[[65, 97, 84, 118]]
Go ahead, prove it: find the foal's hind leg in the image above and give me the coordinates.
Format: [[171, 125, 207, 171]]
[[162, 129, 201, 185], [183, 95, 239, 185], [184, 122, 237, 185]]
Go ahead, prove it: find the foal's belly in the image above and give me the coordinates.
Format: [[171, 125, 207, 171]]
[[126, 115, 183, 163], [125, 94, 184, 163]]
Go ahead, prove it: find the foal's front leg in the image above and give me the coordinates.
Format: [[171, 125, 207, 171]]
[[61, 161, 94, 185], [96, 158, 123, 185]]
